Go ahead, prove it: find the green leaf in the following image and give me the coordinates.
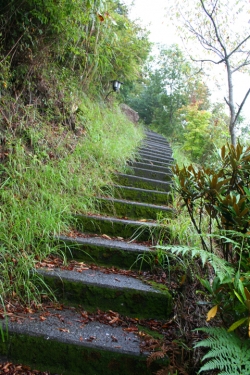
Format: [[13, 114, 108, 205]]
[[228, 317, 248, 332]]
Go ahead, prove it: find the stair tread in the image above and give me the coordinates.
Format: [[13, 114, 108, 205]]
[[58, 234, 153, 251], [116, 173, 172, 185], [99, 196, 172, 210], [76, 213, 158, 226], [3, 307, 144, 356], [38, 268, 161, 294]]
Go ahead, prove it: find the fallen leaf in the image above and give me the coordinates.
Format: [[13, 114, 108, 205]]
[[109, 317, 119, 324], [123, 327, 138, 332], [206, 305, 218, 321], [102, 234, 112, 240], [58, 328, 70, 333]]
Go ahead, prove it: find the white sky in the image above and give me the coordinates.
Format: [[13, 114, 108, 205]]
[[123, 0, 250, 123]]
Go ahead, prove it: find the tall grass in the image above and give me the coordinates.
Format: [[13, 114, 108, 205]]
[[0, 97, 143, 304]]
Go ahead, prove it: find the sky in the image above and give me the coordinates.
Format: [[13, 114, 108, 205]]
[[123, 0, 250, 123], [123, 0, 178, 45]]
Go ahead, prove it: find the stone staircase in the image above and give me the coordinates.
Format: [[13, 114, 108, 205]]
[[0, 130, 174, 375]]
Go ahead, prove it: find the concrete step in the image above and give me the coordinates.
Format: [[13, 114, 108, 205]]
[[0, 307, 165, 375], [57, 234, 155, 270], [129, 161, 172, 174], [116, 173, 172, 192], [38, 267, 172, 319], [97, 196, 172, 220], [138, 144, 172, 156], [73, 214, 160, 241], [112, 185, 172, 205], [143, 139, 171, 148], [144, 131, 169, 143], [136, 157, 173, 168], [131, 167, 172, 182], [138, 151, 174, 164], [144, 138, 170, 148]]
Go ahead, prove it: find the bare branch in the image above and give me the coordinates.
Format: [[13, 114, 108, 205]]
[[232, 60, 250, 73], [191, 56, 224, 65], [200, 0, 228, 58], [233, 88, 250, 126], [226, 34, 250, 61], [224, 97, 229, 106]]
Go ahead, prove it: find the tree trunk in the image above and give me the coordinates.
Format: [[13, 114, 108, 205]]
[[226, 61, 236, 147]]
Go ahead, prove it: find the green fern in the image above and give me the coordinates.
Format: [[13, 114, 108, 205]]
[[156, 245, 234, 281], [194, 327, 250, 375]]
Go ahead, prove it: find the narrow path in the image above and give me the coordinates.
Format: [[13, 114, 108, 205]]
[[0, 130, 174, 375]]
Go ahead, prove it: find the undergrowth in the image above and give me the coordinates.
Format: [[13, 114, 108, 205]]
[[0, 92, 143, 304]]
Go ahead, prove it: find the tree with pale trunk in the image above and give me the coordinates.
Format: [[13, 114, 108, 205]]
[[167, 0, 250, 146]]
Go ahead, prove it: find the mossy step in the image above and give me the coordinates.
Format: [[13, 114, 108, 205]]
[[57, 235, 155, 270], [97, 196, 172, 220], [145, 131, 169, 142], [144, 138, 170, 148], [131, 167, 172, 182], [38, 268, 172, 319], [112, 185, 172, 205], [138, 151, 174, 163], [144, 140, 171, 148], [0, 308, 165, 375], [73, 213, 160, 241], [130, 161, 172, 174], [136, 157, 173, 168], [116, 173, 172, 192], [139, 147, 172, 157], [140, 149, 172, 159]]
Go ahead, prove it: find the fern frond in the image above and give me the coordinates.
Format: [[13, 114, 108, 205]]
[[157, 245, 234, 281], [155, 367, 171, 375], [194, 327, 250, 375], [147, 350, 166, 367]]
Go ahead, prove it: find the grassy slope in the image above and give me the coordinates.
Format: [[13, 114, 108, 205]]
[[0, 96, 143, 304]]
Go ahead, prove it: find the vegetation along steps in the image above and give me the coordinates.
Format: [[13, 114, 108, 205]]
[[0, 130, 174, 375]]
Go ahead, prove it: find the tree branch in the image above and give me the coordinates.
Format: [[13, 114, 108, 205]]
[[224, 97, 229, 106], [232, 59, 250, 73], [200, 0, 228, 59], [233, 88, 250, 126], [226, 34, 250, 61]]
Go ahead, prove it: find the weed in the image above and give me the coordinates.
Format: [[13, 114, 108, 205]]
[[0, 93, 143, 303]]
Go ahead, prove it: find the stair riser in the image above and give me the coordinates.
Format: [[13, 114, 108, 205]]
[[117, 174, 172, 192], [99, 199, 172, 220], [130, 162, 172, 174], [132, 167, 172, 182], [59, 239, 153, 270], [0, 333, 160, 375], [113, 186, 172, 205], [143, 141, 171, 148], [137, 158, 173, 168], [41, 275, 172, 320], [138, 152, 174, 163], [74, 215, 157, 241], [139, 147, 172, 157]]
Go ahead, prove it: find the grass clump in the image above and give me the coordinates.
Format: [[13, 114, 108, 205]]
[[0, 95, 143, 304]]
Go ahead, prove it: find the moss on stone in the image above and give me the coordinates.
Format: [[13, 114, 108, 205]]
[[42, 276, 172, 320], [113, 187, 172, 206], [73, 215, 155, 241], [60, 240, 152, 271], [116, 175, 171, 192], [0, 331, 162, 375], [99, 200, 172, 221]]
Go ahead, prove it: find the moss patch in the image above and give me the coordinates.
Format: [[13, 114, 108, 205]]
[[59, 238, 153, 270], [0, 332, 161, 375], [42, 275, 172, 320]]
